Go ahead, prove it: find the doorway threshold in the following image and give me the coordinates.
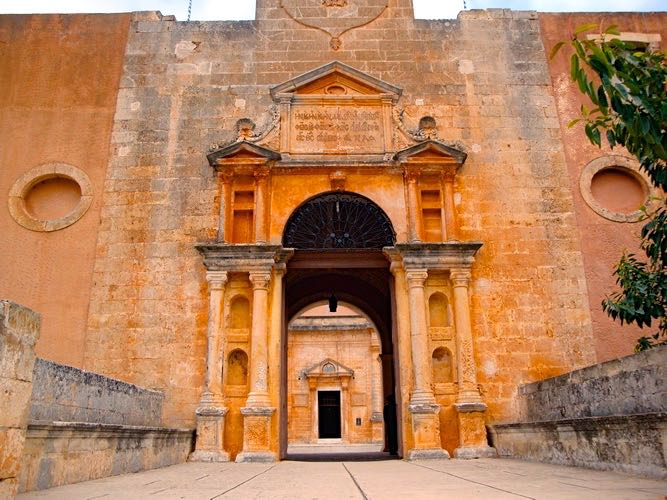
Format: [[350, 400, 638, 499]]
[[285, 443, 397, 461]]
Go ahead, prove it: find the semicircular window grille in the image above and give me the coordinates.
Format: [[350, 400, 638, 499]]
[[283, 192, 395, 249]]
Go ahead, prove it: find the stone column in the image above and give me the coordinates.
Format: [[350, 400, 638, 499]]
[[405, 169, 423, 243], [450, 269, 496, 459], [191, 271, 230, 462], [388, 257, 412, 456], [342, 379, 350, 443], [218, 172, 233, 242], [237, 270, 276, 462], [370, 342, 384, 443], [308, 378, 317, 443], [442, 172, 458, 241], [254, 168, 269, 244], [0, 301, 40, 499], [405, 270, 449, 459]]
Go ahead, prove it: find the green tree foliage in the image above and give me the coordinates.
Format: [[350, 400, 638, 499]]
[[552, 25, 667, 350]]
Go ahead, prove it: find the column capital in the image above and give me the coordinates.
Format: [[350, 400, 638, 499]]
[[273, 263, 287, 277], [405, 269, 428, 288], [403, 167, 421, 183], [206, 270, 228, 289], [249, 271, 271, 290], [218, 170, 234, 184], [441, 169, 456, 183], [450, 269, 471, 288], [253, 166, 270, 181]]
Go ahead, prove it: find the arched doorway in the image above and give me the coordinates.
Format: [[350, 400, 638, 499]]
[[280, 191, 401, 459]]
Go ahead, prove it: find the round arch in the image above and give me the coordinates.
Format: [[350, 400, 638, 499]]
[[282, 191, 396, 249]]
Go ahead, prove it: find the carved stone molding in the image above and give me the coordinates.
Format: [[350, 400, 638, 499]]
[[280, 0, 388, 51]]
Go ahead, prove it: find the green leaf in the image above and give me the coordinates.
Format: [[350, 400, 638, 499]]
[[604, 25, 620, 36], [549, 41, 565, 60], [574, 23, 599, 35], [567, 118, 581, 128]]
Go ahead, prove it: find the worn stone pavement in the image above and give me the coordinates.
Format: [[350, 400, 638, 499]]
[[20, 458, 667, 500]]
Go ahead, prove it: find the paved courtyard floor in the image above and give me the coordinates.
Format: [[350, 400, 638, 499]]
[[20, 458, 667, 500]]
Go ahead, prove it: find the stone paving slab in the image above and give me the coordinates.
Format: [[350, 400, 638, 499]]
[[19, 458, 667, 500]]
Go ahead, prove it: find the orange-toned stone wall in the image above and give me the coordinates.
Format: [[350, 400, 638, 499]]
[[79, 3, 601, 431], [539, 13, 667, 363], [0, 14, 131, 367]]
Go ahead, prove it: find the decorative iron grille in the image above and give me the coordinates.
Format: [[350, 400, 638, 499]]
[[283, 192, 395, 249]]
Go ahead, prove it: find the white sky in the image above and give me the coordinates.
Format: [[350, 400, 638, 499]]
[[0, 0, 663, 20]]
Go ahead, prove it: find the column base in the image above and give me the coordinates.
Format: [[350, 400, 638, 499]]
[[235, 451, 277, 463], [406, 448, 450, 460], [453, 446, 497, 459], [189, 450, 230, 462], [238, 406, 275, 461], [191, 404, 228, 462], [409, 401, 448, 458]]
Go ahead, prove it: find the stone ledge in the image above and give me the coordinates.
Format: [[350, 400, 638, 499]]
[[489, 413, 667, 480], [27, 421, 194, 436], [20, 422, 194, 492]]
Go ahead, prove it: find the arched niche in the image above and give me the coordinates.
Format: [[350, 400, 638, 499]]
[[282, 191, 395, 249], [229, 295, 250, 329], [428, 292, 450, 327], [432, 347, 453, 384], [227, 349, 248, 386]]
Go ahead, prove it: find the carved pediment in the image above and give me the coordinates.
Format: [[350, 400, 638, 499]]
[[394, 140, 467, 166], [271, 62, 401, 156], [270, 61, 402, 101], [302, 358, 354, 379], [207, 140, 281, 168]]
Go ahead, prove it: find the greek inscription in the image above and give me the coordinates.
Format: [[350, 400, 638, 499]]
[[291, 106, 384, 151]]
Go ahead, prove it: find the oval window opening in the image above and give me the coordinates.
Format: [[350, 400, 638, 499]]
[[24, 176, 82, 221], [590, 168, 646, 215]]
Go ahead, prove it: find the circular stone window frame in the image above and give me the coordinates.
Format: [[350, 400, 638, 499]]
[[580, 155, 654, 223], [8, 163, 92, 232]]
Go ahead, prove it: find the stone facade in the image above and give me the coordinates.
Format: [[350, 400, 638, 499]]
[[0, 301, 40, 498], [1, 1, 665, 466]]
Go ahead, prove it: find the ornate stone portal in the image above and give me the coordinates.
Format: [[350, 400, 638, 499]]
[[192, 61, 495, 461]]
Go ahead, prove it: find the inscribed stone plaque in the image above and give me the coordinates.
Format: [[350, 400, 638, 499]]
[[290, 104, 385, 154], [293, 393, 309, 407], [351, 392, 366, 406]]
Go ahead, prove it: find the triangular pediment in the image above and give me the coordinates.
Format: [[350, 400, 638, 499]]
[[394, 140, 467, 165], [302, 358, 355, 378], [270, 61, 402, 100], [207, 140, 281, 166]]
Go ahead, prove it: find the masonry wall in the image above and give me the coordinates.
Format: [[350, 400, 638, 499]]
[[19, 358, 192, 492], [539, 13, 667, 362], [0, 14, 132, 368], [518, 344, 667, 421], [0, 301, 40, 498], [29, 358, 164, 427], [81, 2, 599, 428], [490, 346, 667, 479]]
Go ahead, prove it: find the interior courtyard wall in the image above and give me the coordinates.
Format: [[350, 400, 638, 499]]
[[539, 13, 667, 363], [81, 2, 598, 431], [0, 14, 131, 368], [287, 319, 381, 446]]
